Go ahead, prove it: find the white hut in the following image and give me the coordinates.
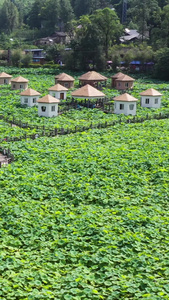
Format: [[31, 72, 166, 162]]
[[11, 76, 29, 90], [71, 84, 105, 99], [37, 94, 60, 117], [140, 88, 162, 108], [48, 83, 68, 100], [0, 72, 12, 85], [113, 93, 138, 115], [20, 88, 41, 106]]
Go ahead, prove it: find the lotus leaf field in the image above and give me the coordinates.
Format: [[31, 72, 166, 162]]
[[0, 68, 169, 299]]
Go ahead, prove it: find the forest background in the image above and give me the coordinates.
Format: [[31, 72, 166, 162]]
[[0, 0, 169, 79]]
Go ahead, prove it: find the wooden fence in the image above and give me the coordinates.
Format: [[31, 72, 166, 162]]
[[1, 112, 169, 144], [1, 111, 169, 167]]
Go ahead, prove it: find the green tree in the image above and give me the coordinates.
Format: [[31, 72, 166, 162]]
[[11, 49, 22, 67], [0, 0, 19, 34], [70, 15, 106, 70], [128, 0, 159, 41], [60, 0, 74, 27], [91, 7, 122, 58], [154, 47, 169, 79], [28, 0, 44, 29]]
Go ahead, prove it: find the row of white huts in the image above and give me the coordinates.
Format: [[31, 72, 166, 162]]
[[0, 71, 163, 117]]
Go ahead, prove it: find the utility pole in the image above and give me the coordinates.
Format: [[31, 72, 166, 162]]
[[122, 0, 127, 24]]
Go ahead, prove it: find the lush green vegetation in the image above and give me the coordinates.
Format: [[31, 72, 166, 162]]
[[0, 68, 169, 137], [0, 119, 169, 299]]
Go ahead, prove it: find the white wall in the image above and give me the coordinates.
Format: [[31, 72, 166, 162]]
[[38, 103, 59, 117], [49, 90, 67, 100], [114, 101, 137, 116], [141, 96, 161, 108], [21, 95, 40, 107]]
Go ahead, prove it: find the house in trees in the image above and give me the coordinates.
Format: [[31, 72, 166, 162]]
[[48, 84, 68, 100], [24, 49, 46, 64], [20, 88, 41, 107], [0, 72, 12, 85], [11, 76, 29, 90], [120, 29, 140, 43], [35, 32, 68, 47], [37, 95, 60, 117], [79, 71, 107, 89], [71, 84, 105, 100], [140, 88, 162, 109], [55, 73, 75, 88], [111, 72, 135, 90], [113, 93, 138, 116]]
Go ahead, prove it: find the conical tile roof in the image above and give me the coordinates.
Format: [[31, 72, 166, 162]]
[[72, 84, 105, 98], [49, 83, 68, 91], [20, 88, 41, 96], [37, 94, 60, 103], [140, 88, 162, 96], [79, 71, 107, 81], [55, 73, 75, 81], [113, 93, 138, 102], [115, 74, 135, 81], [0, 72, 12, 78], [111, 72, 125, 79], [11, 76, 29, 82]]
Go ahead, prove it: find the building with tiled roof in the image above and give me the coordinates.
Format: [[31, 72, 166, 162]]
[[79, 71, 107, 88], [71, 84, 105, 99], [49, 83, 68, 100], [112, 72, 135, 90], [55, 73, 75, 88], [113, 93, 138, 115], [20, 88, 41, 106], [37, 95, 60, 117], [11, 76, 29, 90], [140, 88, 162, 108], [0, 72, 12, 85]]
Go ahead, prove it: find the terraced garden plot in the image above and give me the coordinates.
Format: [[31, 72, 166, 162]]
[[0, 120, 169, 299]]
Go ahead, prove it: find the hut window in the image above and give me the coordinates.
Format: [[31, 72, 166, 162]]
[[120, 104, 124, 110], [118, 82, 121, 86], [20, 84, 23, 89], [41, 106, 46, 112], [155, 98, 158, 104], [13, 84, 15, 88], [24, 98, 28, 104], [129, 104, 134, 110], [33, 98, 36, 103], [145, 98, 149, 104], [125, 82, 129, 87], [52, 93, 55, 97], [64, 83, 69, 87], [4, 79, 7, 84], [51, 105, 55, 111]]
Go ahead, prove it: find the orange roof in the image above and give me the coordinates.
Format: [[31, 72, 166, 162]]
[[49, 83, 68, 91], [37, 94, 60, 103], [79, 71, 107, 81], [113, 93, 138, 102], [115, 74, 135, 81], [55, 72, 75, 81], [11, 76, 29, 83], [140, 88, 162, 96], [20, 88, 41, 96], [0, 72, 12, 78], [71, 84, 105, 98]]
